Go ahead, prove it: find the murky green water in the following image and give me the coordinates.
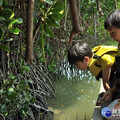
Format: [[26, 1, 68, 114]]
[[47, 70, 101, 120]]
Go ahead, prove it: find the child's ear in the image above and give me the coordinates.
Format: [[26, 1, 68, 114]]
[[84, 56, 89, 62]]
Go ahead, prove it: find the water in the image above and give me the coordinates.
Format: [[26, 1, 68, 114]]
[[47, 70, 101, 120]]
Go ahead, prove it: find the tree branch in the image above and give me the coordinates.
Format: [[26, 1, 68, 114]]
[[96, 0, 104, 16], [33, 17, 41, 41], [68, 0, 82, 45]]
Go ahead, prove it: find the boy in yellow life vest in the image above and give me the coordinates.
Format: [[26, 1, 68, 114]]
[[98, 9, 120, 108], [68, 42, 117, 92]]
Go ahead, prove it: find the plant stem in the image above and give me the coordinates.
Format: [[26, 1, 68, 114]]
[[41, 24, 46, 65]]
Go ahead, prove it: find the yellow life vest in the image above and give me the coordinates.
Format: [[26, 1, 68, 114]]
[[88, 45, 117, 78]]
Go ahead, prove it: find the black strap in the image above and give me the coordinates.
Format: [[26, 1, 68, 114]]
[[115, 56, 120, 76], [93, 54, 100, 59]]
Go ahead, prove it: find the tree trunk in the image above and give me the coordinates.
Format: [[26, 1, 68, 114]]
[[25, 0, 34, 63], [114, 0, 117, 9], [96, 0, 104, 16], [93, 12, 97, 45], [68, 0, 82, 45], [69, 0, 81, 33]]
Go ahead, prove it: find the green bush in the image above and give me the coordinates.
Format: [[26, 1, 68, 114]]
[[0, 73, 34, 116]]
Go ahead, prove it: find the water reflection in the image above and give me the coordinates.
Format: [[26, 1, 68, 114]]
[[47, 65, 101, 120]]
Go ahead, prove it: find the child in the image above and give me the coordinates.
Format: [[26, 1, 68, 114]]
[[98, 9, 120, 107], [68, 42, 117, 91], [104, 9, 120, 44]]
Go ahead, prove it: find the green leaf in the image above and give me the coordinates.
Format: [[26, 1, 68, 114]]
[[52, 13, 64, 21], [0, 16, 5, 21], [8, 87, 14, 92], [4, 38, 13, 42], [0, 90, 3, 94], [28, 79, 33, 84], [44, 0, 53, 5], [22, 66, 30, 72], [9, 28, 20, 34], [0, 8, 14, 20], [7, 87, 14, 96], [48, 65, 54, 72], [0, 104, 5, 111], [0, 0, 3, 6], [17, 18, 23, 24], [8, 18, 23, 27], [8, 18, 18, 27], [49, 1, 64, 14], [46, 15, 59, 27], [0, 44, 10, 52], [0, 28, 5, 41], [3, 0, 8, 5], [44, 24, 54, 37], [9, 73, 16, 79]]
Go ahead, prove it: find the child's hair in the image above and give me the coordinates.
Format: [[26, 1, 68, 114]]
[[104, 9, 120, 30], [68, 42, 92, 65]]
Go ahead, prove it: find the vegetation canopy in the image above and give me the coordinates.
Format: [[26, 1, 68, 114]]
[[0, 0, 119, 119]]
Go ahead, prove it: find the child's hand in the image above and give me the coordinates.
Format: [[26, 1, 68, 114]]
[[114, 99, 120, 109], [98, 90, 112, 105]]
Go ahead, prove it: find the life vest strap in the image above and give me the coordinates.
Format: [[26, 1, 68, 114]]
[[93, 54, 100, 59]]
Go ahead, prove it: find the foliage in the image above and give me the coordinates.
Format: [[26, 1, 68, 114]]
[[0, 1, 32, 119], [36, 1, 64, 37], [0, 0, 120, 119], [0, 1, 22, 51], [78, 0, 117, 46], [0, 61, 55, 119], [0, 0, 56, 115], [0, 73, 33, 116], [34, 0, 64, 70]]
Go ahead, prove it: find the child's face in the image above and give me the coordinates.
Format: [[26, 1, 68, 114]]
[[107, 26, 120, 43], [75, 57, 89, 70]]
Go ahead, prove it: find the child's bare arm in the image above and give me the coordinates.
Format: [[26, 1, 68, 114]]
[[102, 65, 112, 91], [98, 84, 116, 104]]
